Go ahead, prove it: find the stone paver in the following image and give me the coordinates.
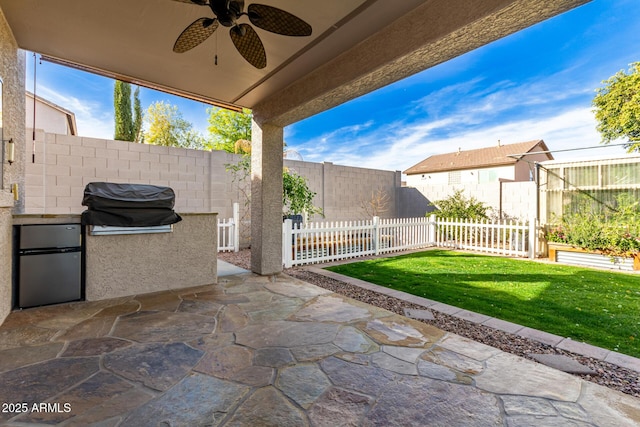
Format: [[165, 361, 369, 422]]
[[334, 326, 377, 353], [104, 341, 203, 391], [61, 337, 131, 357], [123, 373, 249, 426], [0, 357, 100, 423], [403, 307, 435, 320], [0, 342, 64, 371], [529, 353, 597, 375], [365, 376, 503, 426], [277, 364, 332, 408], [454, 309, 492, 323], [476, 353, 583, 401], [293, 295, 374, 323], [225, 387, 308, 427], [0, 272, 638, 426], [420, 346, 485, 375], [308, 387, 373, 427]]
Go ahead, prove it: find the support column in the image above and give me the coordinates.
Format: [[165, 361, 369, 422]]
[[250, 120, 283, 275]]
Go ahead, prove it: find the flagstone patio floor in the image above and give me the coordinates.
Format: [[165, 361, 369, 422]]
[[1, 271, 639, 426]]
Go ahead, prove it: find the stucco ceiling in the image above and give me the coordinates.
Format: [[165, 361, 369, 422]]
[[0, 0, 590, 126]]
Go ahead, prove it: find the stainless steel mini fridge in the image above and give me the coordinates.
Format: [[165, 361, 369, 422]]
[[15, 224, 83, 308]]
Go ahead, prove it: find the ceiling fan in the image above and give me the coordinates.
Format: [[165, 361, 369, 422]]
[[173, 0, 312, 69]]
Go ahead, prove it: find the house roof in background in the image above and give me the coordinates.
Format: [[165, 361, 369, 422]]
[[26, 91, 78, 135], [404, 140, 552, 175]]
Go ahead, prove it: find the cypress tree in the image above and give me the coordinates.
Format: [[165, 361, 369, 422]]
[[114, 80, 134, 141], [133, 86, 143, 142]]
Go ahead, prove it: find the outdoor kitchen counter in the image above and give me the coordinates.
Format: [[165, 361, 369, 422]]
[[13, 214, 82, 225], [85, 212, 218, 301], [13, 213, 218, 302]]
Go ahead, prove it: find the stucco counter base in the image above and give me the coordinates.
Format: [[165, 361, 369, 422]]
[[85, 213, 217, 301]]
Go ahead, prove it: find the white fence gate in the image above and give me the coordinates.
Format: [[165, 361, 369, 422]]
[[217, 203, 239, 252], [434, 216, 536, 258], [283, 214, 538, 267]]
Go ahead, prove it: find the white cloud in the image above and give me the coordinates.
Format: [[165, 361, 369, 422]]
[[302, 106, 629, 174], [293, 58, 632, 173], [37, 85, 113, 139]]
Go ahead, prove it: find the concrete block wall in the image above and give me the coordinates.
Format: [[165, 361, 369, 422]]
[[24, 131, 540, 229], [398, 186, 435, 218], [500, 181, 538, 220], [283, 160, 402, 220], [23, 131, 404, 237], [25, 129, 241, 218]]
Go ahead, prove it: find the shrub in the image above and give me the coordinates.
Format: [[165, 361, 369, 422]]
[[283, 168, 323, 217], [546, 194, 640, 257], [428, 189, 489, 220]]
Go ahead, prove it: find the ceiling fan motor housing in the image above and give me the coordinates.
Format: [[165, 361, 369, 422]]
[[210, 0, 244, 27]]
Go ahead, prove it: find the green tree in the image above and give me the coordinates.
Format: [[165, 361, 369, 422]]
[[207, 107, 252, 153], [592, 62, 640, 153], [144, 101, 206, 149], [133, 86, 143, 143], [114, 80, 134, 141]]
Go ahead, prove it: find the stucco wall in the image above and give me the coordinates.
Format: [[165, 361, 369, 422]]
[[404, 181, 537, 220], [0, 8, 25, 324], [405, 165, 515, 187], [85, 213, 217, 301]]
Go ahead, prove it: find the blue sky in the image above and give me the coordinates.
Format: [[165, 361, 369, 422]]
[[27, 0, 639, 173]]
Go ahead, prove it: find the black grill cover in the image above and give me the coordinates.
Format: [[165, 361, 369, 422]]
[[82, 182, 176, 210], [81, 182, 182, 227]]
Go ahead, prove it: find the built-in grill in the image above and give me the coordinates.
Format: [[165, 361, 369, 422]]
[[81, 182, 182, 229]]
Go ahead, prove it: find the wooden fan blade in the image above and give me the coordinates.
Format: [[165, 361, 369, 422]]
[[230, 24, 266, 69], [247, 4, 311, 37], [173, 18, 218, 53]]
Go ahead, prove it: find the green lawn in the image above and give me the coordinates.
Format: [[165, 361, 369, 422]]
[[326, 250, 640, 358]]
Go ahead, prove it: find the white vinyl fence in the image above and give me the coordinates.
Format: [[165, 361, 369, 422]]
[[434, 216, 536, 257], [283, 214, 538, 267], [217, 203, 240, 252]]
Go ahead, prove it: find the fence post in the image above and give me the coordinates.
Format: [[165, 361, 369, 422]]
[[528, 216, 536, 259], [232, 202, 240, 252], [429, 214, 436, 246], [373, 216, 380, 255], [283, 219, 293, 268]]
